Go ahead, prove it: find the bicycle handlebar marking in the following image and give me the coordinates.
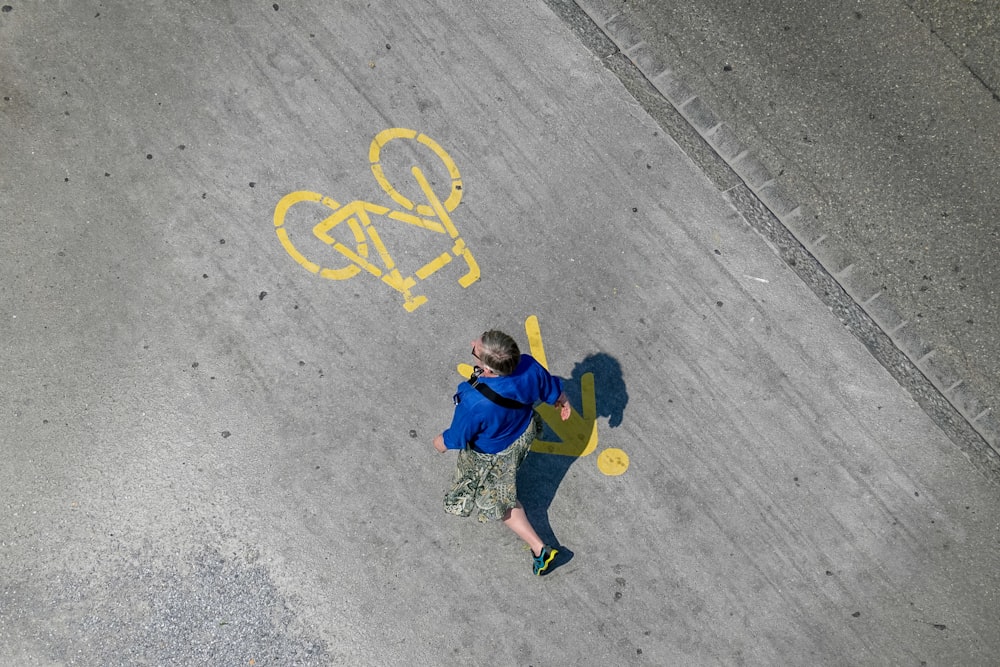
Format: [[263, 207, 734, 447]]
[[274, 129, 479, 311]]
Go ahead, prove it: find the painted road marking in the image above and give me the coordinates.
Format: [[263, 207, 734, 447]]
[[458, 315, 629, 475], [274, 128, 479, 311], [597, 448, 630, 476]]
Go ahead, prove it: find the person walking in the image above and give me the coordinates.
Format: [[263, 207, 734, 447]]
[[433, 329, 572, 576]]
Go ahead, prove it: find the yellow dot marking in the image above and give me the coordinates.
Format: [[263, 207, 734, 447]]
[[597, 448, 630, 476]]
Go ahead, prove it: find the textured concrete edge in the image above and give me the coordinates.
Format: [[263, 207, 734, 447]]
[[549, 0, 1000, 479]]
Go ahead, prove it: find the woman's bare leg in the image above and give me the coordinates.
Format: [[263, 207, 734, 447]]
[[502, 501, 545, 556]]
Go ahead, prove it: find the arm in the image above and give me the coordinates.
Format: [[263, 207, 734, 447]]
[[434, 395, 481, 453], [529, 356, 571, 421]]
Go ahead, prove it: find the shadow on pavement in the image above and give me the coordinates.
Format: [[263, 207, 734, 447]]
[[519, 352, 627, 563], [569, 353, 628, 428], [519, 452, 578, 551]]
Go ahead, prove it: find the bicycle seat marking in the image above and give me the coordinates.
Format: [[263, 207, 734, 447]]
[[274, 128, 480, 311]]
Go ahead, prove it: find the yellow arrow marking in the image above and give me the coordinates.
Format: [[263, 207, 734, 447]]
[[458, 317, 601, 461], [531, 375, 598, 457], [455, 316, 628, 474], [524, 315, 599, 457]]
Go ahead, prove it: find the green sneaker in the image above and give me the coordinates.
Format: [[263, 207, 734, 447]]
[[533, 545, 558, 576]]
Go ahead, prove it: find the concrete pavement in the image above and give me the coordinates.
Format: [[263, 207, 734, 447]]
[[557, 0, 1000, 464], [1, 1, 998, 665]]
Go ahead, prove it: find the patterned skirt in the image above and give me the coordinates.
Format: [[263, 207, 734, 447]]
[[443, 413, 541, 523]]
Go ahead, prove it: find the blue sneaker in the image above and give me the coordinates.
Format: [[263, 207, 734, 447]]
[[533, 545, 558, 576]]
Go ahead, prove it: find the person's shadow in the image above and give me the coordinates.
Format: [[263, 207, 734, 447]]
[[519, 353, 628, 571]]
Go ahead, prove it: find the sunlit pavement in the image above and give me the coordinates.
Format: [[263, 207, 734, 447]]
[[2, 2, 998, 665]]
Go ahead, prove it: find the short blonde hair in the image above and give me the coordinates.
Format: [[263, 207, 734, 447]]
[[479, 330, 520, 376]]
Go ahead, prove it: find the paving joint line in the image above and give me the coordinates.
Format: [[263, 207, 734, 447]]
[[542, 0, 1000, 481]]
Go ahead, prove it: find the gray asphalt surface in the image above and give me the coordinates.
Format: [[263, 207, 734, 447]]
[[564, 0, 1000, 457], [2, 1, 999, 666]]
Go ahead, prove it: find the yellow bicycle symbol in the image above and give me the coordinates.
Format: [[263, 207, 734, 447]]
[[274, 128, 480, 311]]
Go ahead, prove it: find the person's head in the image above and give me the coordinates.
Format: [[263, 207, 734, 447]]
[[473, 330, 520, 376]]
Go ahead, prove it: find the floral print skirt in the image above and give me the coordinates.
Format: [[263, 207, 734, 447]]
[[443, 413, 541, 523]]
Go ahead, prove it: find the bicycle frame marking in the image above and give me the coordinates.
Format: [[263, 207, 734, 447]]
[[274, 129, 479, 311]]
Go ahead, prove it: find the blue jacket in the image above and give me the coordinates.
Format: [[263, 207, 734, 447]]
[[442, 354, 562, 453]]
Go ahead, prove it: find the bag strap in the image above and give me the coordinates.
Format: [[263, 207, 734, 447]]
[[467, 370, 531, 410]]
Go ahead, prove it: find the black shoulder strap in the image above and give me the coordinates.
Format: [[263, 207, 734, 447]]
[[468, 372, 531, 410]]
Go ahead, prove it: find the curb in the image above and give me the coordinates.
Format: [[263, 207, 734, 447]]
[[563, 0, 1000, 474]]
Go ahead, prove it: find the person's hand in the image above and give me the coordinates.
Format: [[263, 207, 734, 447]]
[[433, 433, 448, 453], [555, 392, 571, 421]]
